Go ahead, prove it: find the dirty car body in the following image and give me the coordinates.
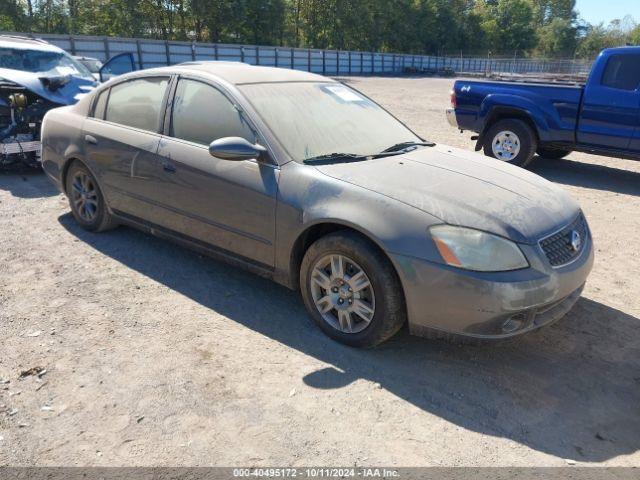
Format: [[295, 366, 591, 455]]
[[41, 63, 593, 345], [0, 36, 97, 167]]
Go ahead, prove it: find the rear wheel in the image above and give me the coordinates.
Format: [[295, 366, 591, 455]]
[[483, 119, 537, 168], [537, 147, 571, 160], [66, 161, 118, 232], [300, 231, 406, 347]]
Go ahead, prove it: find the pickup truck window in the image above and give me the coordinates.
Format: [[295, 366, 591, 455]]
[[601, 54, 640, 91]]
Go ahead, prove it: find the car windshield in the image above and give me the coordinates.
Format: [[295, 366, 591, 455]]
[[0, 47, 94, 79], [239, 82, 422, 162]]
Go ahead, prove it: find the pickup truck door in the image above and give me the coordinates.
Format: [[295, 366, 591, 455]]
[[577, 53, 640, 150]]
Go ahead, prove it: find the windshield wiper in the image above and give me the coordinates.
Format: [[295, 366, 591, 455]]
[[380, 140, 435, 153], [303, 152, 367, 164], [303, 141, 436, 165]]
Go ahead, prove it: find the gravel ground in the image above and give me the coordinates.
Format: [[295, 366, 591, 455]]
[[1, 76, 639, 467]]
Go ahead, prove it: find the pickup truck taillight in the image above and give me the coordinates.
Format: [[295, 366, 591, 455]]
[[450, 89, 456, 108]]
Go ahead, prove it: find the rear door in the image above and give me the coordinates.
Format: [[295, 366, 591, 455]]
[[149, 77, 278, 267], [577, 53, 640, 150], [83, 76, 170, 218]]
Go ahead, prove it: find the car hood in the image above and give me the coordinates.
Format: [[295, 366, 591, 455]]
[[0, 67, 97, 105], [313, 144, 580, 244]]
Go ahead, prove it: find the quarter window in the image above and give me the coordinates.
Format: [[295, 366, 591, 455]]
[[170, 79, 255, 146], [105, 77, 169, 131], [92, 88, 108, 119], [601, 54, 640, 91]]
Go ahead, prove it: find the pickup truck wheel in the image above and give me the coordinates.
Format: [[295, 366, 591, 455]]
[[537, 148, 571, 160], [300, 231, 406, 348], [483, 119, 537, 168]]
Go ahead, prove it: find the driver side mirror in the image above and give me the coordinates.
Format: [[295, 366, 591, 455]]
[[209, 137, 267, 161]]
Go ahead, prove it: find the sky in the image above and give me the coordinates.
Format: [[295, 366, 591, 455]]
[[575, 0, 637, 25]]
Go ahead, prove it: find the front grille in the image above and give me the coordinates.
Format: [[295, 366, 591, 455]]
[[539, 213, 588, 267]]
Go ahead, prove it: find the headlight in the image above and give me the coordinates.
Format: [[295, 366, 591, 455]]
[[430, 225, 529, 272]]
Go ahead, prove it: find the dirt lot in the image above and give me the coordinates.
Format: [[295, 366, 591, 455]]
[[1, 77, 639, 467]]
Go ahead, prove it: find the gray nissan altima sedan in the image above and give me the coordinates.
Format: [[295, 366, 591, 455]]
[[41, 62, 593, 347]]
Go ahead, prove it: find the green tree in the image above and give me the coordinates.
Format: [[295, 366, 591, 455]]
[[530, 0, 576, 27], [0, 0, 27, 31], [0, 0, 628, 60], [476, 0, 537, 54], [630, 25, 640, 45], [536, 17, 577, 57], [576, 18, 637, 59]]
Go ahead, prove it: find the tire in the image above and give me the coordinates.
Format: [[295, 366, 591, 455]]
[[300, 231, 406, 348], [483, 118, 537, 168], [65, 161, 118, 232], [537, 147, 571, 160]]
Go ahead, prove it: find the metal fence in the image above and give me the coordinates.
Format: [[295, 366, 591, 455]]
[[4, 32, 594, 79]]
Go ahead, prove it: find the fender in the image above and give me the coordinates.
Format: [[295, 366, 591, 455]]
[[273, 162, 444, 289], [61, 146, 88, 189], [475, 94, 552, 150]]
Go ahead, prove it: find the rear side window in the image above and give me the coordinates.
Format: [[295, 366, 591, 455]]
[[170, 79, 255, 146], [92, 88, 108, 119], [105, 77, 169, 131], [602, 54, 640, 91]]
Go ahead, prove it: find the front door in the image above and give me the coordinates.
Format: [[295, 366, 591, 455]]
[[99, 52, 137, 83], [577, 53, 640, 150], [142, 77, 278, 267]]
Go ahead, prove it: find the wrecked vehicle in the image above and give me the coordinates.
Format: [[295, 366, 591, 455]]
[[0, 35, 136, 168], [0, 35, 97, 167]]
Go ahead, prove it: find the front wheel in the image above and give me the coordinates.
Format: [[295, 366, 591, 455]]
[[483, 119, 537, 168], [300, 231, 406, 347], [537, 147, 572, 160]]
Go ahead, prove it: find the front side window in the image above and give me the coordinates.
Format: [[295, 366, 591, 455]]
[[239, 82, 421, 162], [105, 77, 169, 132], [171, 79, 255, 146], [602, 54, 640, 91]]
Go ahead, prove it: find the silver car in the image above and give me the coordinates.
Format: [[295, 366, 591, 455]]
[[41, 63, 594, 347]]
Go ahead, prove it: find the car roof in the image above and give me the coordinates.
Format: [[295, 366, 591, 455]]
[[0, 35, 61, 53], [142, 61, 333, 85]]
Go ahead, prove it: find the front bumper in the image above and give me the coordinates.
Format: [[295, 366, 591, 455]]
[[445, 108, 458, 128], [391, 231, 594, 339]]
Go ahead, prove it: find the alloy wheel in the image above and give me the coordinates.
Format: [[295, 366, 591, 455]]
[[70, 171, 99, 222], [309, 254, 376, 334]]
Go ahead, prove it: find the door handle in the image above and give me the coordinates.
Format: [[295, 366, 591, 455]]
[[162, 162, 176, 173], [84, 134, 97, 145]]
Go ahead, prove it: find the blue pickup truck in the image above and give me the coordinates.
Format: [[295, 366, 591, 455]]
[[446, 46, 640, 167]]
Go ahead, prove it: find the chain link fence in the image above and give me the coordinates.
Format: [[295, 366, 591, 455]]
[[3, 32, 594, 81]]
